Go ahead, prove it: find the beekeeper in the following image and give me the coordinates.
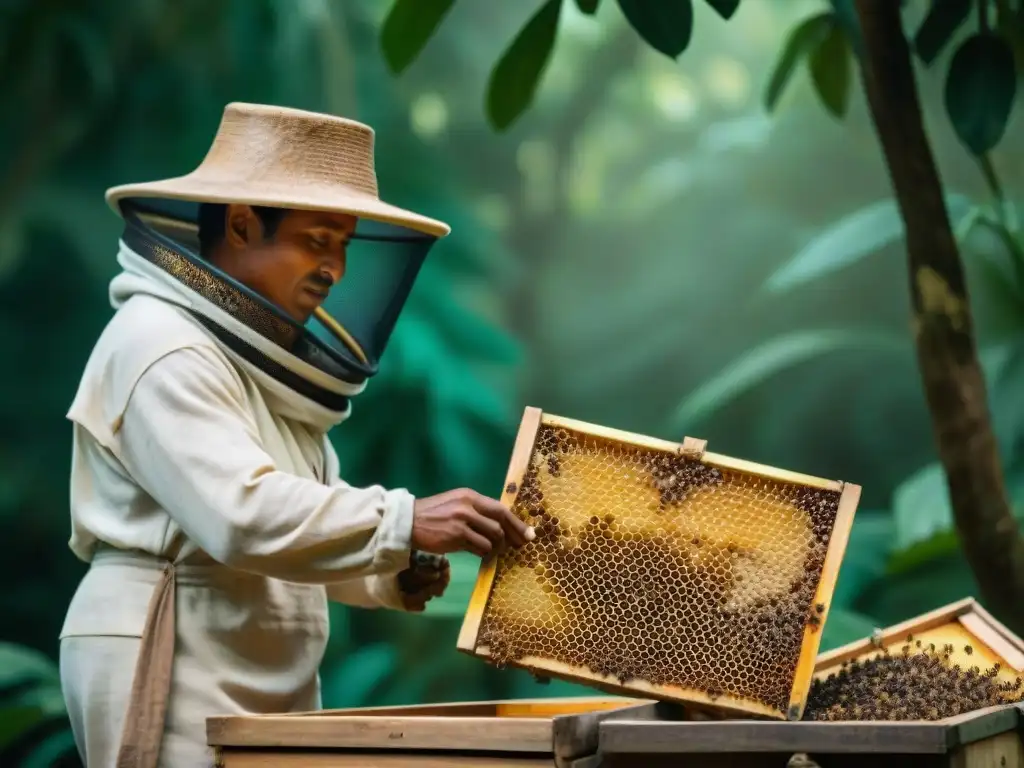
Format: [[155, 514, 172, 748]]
[[59, 102, 532, 768]]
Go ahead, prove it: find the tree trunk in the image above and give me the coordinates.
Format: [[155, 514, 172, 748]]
[[853, 0, 1024, 631]]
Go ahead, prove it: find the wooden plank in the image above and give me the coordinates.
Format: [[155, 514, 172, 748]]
[[950, 730, 1024, 768], [262, 703, 501, 719], [968, 602, 1024, 657], [261, 698, 639, 721], [207, 715, 553, 752], [216, 751, 552, 767], [601, 755, 795, 768], [540, 414, 843, 492], [815, 598, 978, 672], [456, 406, 544, 654], [787, 482, 860, 720], [943, 704, 1021, 748], [598, 720, 954, 754], [958, 613, 1024, 673]]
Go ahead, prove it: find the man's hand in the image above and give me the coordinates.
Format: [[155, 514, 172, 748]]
[[411, 488, 535, 557], [397, 553, 451, 613]]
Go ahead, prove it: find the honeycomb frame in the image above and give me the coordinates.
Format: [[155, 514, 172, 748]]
[[814, 597, 1024, 684], [457, 407, 861, 721]]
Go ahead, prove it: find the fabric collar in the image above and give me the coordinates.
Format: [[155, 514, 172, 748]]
[[109, 242, 362, 432]]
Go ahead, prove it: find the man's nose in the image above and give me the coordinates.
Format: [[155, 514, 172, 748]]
[[319, 252, 346, 284]]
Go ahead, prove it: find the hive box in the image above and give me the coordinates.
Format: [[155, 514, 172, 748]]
[[207, 696, 659, 767], [595, 703, 1024, 768], [457, 407, 862, 721]]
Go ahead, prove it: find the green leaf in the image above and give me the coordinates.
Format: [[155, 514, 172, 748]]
[[944, 33, 1018, 156], [990, 339, 1024, 458], [18, 727, 80, 768], [704, 0, 741, 21], [892, 460, 1024, 554], [808, 16, 851, 118], [764, 12, 833, 113], [486, 0, 562, 131], [856, 551, 980, 627], [831, 512, 894, 609], [616, 0, 695, 59], [763, 195, 972, 293], [887, 528, 960, 576], [0, 643, 61, 700], [914, 0, 972, 65], [819, 608, 880, 652], [827, 0, 863, 57], [379, 0, 455, 75], [891, 462, 954, 552], [669, 329, 908, 430], [0, 706, 47, 751], [575, 0, 600, 14]]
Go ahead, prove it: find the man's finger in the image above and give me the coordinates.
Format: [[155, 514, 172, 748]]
[[501, 507, 534, 546], [464, 510, 505, 545], [473, 498, 533, 547], [463, 528, 492, 558]]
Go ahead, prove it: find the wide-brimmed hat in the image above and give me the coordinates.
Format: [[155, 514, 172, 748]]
[[105, 102, 450, 238]]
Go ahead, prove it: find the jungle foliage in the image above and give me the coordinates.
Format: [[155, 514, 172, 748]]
[[1, 0, 1023, 764]]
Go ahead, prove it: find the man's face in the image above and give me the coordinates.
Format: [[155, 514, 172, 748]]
[[218, 204, 358, 324]]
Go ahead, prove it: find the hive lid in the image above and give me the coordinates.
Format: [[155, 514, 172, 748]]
[[457, 407, 862, 721]]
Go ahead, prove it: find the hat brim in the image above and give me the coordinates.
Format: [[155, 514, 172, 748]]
[[105, 174, 451, 238]]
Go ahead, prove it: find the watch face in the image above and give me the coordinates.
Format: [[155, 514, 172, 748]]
[[411, 551, 449, 570]]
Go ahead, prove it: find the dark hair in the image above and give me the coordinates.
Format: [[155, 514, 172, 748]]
[[197, 203, 289, 257]]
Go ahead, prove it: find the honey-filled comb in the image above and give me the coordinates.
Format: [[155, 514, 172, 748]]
[[457, 407, 861, 721]]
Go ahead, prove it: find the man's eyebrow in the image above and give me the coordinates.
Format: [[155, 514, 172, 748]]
[[309, 216, 355, 233]]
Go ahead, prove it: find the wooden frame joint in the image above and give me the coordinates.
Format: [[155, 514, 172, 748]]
[[680, 436, 707, 460]]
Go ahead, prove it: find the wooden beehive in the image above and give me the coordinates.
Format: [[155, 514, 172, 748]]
[[814, 597, 1024, 681], [804, 597, 1024, 723], [457, 407, 862, 721], [207, 696, 654, 767]]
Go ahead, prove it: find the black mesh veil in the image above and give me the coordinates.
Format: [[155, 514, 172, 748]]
[[117, 197, 438, 390], [306, 218, 432, 371]]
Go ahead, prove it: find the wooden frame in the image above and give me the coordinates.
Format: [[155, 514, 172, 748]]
[[595, 703, 1024, 768], [814, 597, 1024, 683], [456, 407, 862, 721], [208, 697, 656, 768]]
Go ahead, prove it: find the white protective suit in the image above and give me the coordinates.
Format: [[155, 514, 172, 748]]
[[59, 240, 417, 767]]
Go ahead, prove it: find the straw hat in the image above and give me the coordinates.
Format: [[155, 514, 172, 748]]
[[105, 102, 451, 238]]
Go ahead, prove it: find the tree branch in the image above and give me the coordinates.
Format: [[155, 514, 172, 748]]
[[853, 0, 1024, 631]]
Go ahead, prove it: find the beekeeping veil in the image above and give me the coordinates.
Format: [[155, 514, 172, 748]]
[[103, 102, 450, 413]]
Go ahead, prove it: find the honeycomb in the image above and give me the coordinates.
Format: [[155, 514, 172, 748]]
[[805, 637, 1024, 721], [474, 424, 844, 716]]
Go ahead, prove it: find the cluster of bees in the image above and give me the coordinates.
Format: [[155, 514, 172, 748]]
[[803, 636, 1024, 721]]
